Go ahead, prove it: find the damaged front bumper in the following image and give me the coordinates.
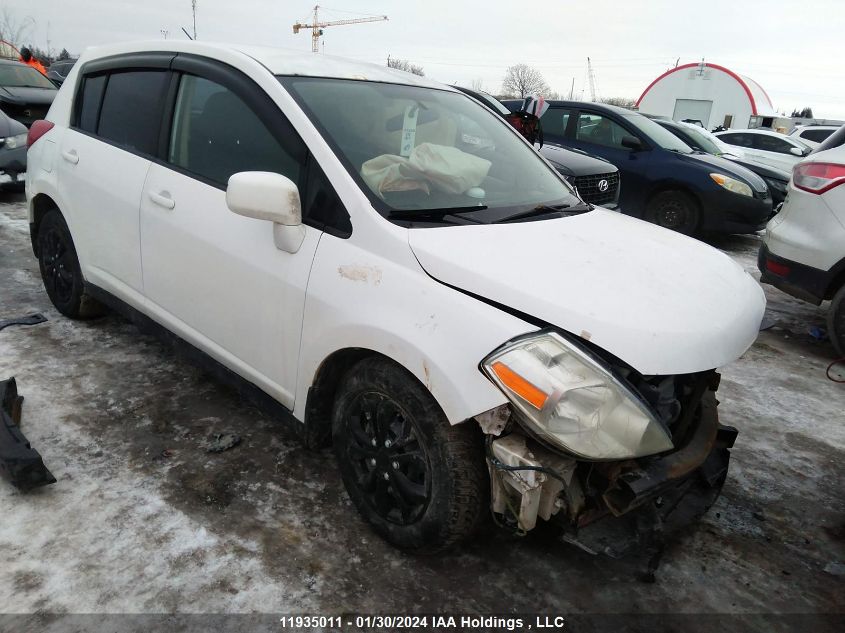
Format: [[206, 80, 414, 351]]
[[0, 377, 57, 491], [483, 387, 735, 557]]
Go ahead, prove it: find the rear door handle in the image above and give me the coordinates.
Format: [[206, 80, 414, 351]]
[[61, 150, 79, 164], [148, 190, 175, 210]]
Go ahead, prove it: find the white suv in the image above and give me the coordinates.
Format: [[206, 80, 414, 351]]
[[760, 125, 845, 355], [26, 41, 765, 554]]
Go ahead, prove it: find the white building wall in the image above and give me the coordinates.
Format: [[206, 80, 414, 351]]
[[638, 66, 757, 130]]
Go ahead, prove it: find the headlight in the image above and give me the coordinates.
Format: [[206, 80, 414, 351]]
[[481, 332, 673, 460], [3, 133, 28, 149], [710, 173, 753, 197]]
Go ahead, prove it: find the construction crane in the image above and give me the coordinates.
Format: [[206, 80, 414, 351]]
[[293, 5, 388, 53], [587, 57, 599, 102]]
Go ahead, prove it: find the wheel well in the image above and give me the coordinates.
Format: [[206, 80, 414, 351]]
[[825, 262, 845, 301], [302, 348, 381, 449], [30, 193, 59, 256], [646, 184, 701, 211]]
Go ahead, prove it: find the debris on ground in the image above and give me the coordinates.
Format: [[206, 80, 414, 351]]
[[0, 313, 47, 332], [0, 377, 57, 491], [207, 433, 242, 453]]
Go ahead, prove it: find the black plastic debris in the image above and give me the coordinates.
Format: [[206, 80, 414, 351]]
[[207, 433, 241, 454], [0, 377, 57, 491], [0, 313, 48, 332]]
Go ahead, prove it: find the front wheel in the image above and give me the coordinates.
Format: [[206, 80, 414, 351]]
[[645, 190, 700, 235], [332, 357, 487, 553], [828, 284, 845, 357]]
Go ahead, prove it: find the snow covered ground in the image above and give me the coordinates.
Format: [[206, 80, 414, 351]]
[[1, 195, 843, 630]]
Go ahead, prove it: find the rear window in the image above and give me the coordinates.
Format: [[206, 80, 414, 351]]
[[96, 70, 169, 155]]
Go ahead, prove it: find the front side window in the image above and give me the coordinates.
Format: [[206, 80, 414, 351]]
[[281, 77, 579, 224], [168, 74, 301, 186], [97, 70, 169, 155], [541, 108, 571, 137], [720, 133, 752, 147], [753, 134, 794, 154]]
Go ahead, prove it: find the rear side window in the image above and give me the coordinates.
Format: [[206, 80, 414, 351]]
[[812, 125, 845, 154], [800, 128, 834, 143], [720, 133, 752, 147], [97, 70, 169, 155], [168, 74, 301, 186], [77, 75, 106, 133]]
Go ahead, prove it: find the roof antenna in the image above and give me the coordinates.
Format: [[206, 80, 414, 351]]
[[181, 27, 194, 40]]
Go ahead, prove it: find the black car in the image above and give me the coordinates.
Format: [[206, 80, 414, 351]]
[[454, 86, 619, 208], [46, 58, 77, 86], [503, 100, 773, 235], [0, 108, 27, 189], [0, 59, 58, 127], [649, 116, 790, 207]]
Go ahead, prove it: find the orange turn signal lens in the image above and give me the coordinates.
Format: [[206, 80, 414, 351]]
[[491, 361, 550, 410]]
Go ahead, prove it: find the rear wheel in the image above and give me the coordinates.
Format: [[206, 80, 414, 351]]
[[828, 284, 845, 357], [645, 190, 700, 235], [332, 356, 487, 553], [37, 209, 104, 319]]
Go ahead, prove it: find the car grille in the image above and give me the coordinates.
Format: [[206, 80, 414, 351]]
[[571, 172, 619, 206]]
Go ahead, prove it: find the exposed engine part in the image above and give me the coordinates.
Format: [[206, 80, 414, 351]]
[[487, 433, 576, 531], [0, 377, 57, 491], [474, 403, 510, 436]]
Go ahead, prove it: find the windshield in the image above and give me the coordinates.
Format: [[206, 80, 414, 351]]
[[675, 123, 722, 154], [624, 113, 693, 153], [0, 64, 55, 89], [280, 77, 579, 223]]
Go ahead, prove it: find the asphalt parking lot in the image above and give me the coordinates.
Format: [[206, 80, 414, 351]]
[[0, 192, 843, 629]]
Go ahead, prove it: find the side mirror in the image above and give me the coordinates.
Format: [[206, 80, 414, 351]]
[[226, 171, 305, 253], [621, 135, 643, 151], [789, 146, 804, 157]]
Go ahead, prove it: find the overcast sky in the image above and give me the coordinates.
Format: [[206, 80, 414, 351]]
[[4, 0, 844, 119]]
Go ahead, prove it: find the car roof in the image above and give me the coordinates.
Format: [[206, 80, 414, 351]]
[[717, 128, 787, 137], [78, 40, 452, 91]]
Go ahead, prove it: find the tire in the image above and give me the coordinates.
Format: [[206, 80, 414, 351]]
[[332, 356, 487, 553], [645, 190, 700, 235], [828, 284, 845, 357], [37, 209, 104, 319]]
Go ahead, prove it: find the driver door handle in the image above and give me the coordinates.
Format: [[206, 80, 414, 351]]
[[61, 150, 79, 164], [148, 190, 175, 210]]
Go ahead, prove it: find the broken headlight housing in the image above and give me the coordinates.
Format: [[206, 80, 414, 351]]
[[481, 331, 673, 460]]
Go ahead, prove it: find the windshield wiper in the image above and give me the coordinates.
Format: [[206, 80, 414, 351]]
[[387, 205, 488, 223], [497, 203, 583, 223]]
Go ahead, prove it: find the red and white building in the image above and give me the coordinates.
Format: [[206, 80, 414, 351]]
[[636, 61, 778, 130]]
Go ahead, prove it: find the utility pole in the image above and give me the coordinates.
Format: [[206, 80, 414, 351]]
[[160, 30, 169, 39], [587, 57, 598, 102], [569, 77, 575, 100], [192, 1, 198, 40]]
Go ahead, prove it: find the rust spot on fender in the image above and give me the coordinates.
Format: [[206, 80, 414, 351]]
[[337, 265, 382, 285], [422, 361, 431, 391]]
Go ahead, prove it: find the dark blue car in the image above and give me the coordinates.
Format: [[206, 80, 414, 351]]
[[503, 100, 772, 235]]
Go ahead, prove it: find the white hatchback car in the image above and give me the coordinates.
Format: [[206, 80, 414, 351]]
[[715, 128, 812, 172], [26, 41, 765, 554], [760, 125, 845, 355]]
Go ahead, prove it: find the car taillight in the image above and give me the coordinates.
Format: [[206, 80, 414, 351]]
[[793, 162, 845, 195], [27, 120, 54, 147]]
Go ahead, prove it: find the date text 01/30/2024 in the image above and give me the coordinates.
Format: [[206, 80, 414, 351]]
[[278, 615, 567, 630]]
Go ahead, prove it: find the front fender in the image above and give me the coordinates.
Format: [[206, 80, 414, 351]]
[[294, 235, 535, 425]]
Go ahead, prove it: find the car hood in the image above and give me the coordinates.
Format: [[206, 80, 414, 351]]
[[723, 155, 790, 181], [682, 151, 769, 193], [0, 86, 57, 105], [537, 143, 617, 177], [409, 208, 765, 375]]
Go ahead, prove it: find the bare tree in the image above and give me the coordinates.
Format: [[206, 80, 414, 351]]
[[387, 57, 425, 77], [0, 8, 35, 49], [470, 78, 484, 92], [501, 64, 550, 98], [601, 96, 636, 109]]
